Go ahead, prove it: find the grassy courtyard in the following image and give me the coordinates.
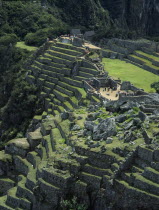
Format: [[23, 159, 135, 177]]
[[102, 58, 159, 92], [16, 42, 37, 51]]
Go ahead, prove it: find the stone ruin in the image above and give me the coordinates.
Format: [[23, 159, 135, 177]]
[[0, 37, 159, 210]]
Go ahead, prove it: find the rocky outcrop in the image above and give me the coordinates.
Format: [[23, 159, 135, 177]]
[[100, 0, 159, 36]]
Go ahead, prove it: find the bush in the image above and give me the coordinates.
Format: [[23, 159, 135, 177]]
[[151, 81, 159, 93], [25, 26, 69, 46], [0, 34, 19, 46]]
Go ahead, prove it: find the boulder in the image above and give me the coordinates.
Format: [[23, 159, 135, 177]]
[[93, 118, 117, 140], [138, 111, 147, 122], [124, 131, 136, 143], [120, 101, 139, 112], [84, 121, 95, 131], [61, 112, 69, 120], [115, 114, 127, 123], [142, 129, 153, 144], [71, 124, 81, 131], [106, 137, 113, 144]]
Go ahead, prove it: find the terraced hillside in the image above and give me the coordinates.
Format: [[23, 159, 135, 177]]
[[102, 39, 159, 75], [1, 40, 159, 210]]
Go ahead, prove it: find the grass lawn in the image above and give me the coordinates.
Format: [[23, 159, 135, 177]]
[[102, 58, 159, 93], [16, 42, 37, 51]]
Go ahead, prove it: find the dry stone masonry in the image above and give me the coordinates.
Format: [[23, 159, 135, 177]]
[[1, 38, 159, 209]]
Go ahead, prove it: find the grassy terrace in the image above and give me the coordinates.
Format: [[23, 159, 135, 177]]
[[130, 55, 159, 70], [16, 42, 37, 51], [102, 58, 159, 92], [136, 51, 159, 62]]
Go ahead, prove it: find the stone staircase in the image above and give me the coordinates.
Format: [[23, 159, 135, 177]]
[[113, 146, 159, 209], [103, 39, 159, 75], [26, 41, 101, 119]]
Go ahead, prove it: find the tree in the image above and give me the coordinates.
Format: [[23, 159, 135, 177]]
[[151, 82, 159, 93]]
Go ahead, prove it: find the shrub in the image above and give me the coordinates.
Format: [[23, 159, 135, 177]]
[[151, 81, 159, 93]]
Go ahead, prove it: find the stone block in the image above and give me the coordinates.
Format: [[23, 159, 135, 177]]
[[138, 146, 153, 162], [5, 138, 30, 157]]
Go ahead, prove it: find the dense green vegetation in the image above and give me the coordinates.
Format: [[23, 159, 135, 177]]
[[102, 58, 159, 92], [151, 82, 159, 93], [16, 42, 37, 51]]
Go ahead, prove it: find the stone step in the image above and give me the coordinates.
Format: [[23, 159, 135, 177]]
[[38, 178, 61, 206], [42, 135, 54, 158], [25, 169, 37, 191], [74, 75, 86, 81], [151, 161, 159, 171], [47, 108, 52, 115], [79, 66, 98, 75], [83, 164, 113, 177], [62, 77, 83, 88], [114, 179, 159, 207], [55, 85, 74, 97], [13, 156, 33, 176], [40, 68, 57, 79], [137, 146, 154, 162], [43, 53, 66, 68], [63, 101, 74, 110], [39, 73, 48, 80], [144, 104, 159, 109], [43, 86, 52, 95], [41, 118, 56, 136], [134, 157, 150, 169], [26, 75, 35, 85], [55, 158, 80, 175], [79, 71, 94, 78], [16, 175, 34, 202], [47, 53, 72, 66], [57, 81, 82, 98], [56, 105, 65, 113], [35, 144, 47, 160], [53, 89, 69, 102], [6, 187, 20, 209], [123, 58, 143, 68], [48, 50, 75, 62], [135, 51, 159, 67], [0, 178, 15, 196], [27, 128, 42, 149], [50, 128, 64, 151], [46, 75, 59, 84], [133, 173, 159, 196], [142, 167, 159, 184], [131, 165, 144, 173], [53, 97, 62, 106], [37, 77, 45, 86], [74, 180, 88, 198], [55, 119, 70, 140], [80, 172, 102, 190], [43, 64, 63, 75], [70, 153, 88, 165], [51, 45, 81, 56], [128, 55, 145, 65], [45, 81, 55, 90], [56, 42, 85, 53], [5, 138, 30, 158], [90, 95, 101, 103], [68, 96, 78, 108], [54, 109, 60, 116], [41, 167, 72, 189], [0, 196, 14, 210], [26, 151, 41, 168]]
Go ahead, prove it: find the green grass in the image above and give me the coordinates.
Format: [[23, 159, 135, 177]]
[[102, 58, 159, 93], [136, 51, 159, 62], [16, 42, 37, 51]]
